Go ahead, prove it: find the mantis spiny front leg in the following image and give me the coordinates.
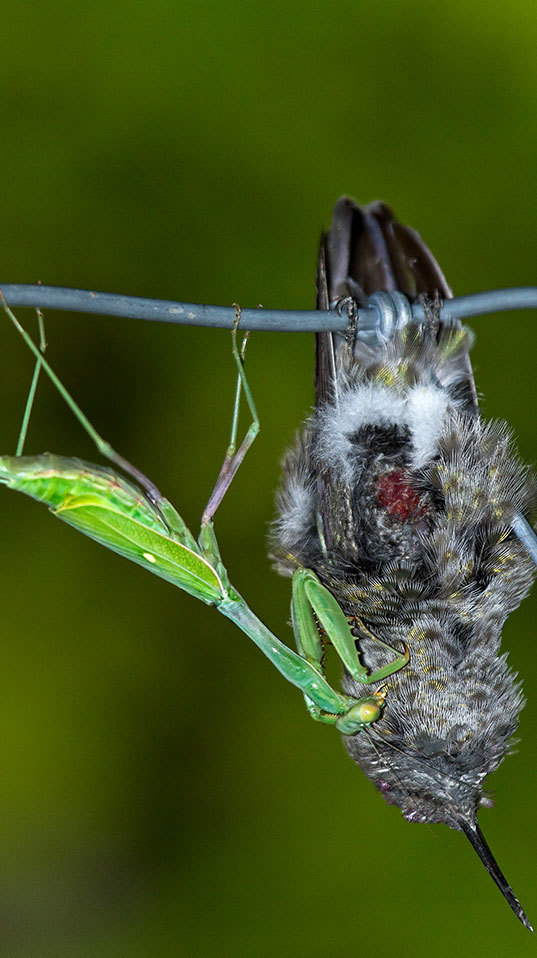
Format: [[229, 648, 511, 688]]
[[291, 568, 409, 733]]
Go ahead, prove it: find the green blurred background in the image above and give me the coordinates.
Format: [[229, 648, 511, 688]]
[[0, 1, 536, 955]]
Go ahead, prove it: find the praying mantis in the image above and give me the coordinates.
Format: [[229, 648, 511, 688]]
[[0, 301, 409, 739]]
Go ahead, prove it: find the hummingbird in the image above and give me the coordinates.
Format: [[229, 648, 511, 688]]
[[271, 196, 535, 930]]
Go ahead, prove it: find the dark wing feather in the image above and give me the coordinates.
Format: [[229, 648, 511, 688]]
[[315, 196, 478, 412], [314, 237, 337, 406]]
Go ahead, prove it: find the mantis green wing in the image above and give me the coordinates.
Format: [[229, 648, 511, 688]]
[[0, 454, 225, 606]]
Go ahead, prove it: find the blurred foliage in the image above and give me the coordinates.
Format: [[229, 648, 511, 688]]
[[0, 0, 536, 954]]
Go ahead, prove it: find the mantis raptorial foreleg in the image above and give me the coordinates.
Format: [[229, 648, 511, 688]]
[[291, 568, 409, 733], [0, 302, 408, 735]]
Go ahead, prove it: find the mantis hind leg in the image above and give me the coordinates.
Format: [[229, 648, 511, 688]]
[[1, 296, 167, 509], [202, 305, 260, 524], [15, 307, 47, 456]]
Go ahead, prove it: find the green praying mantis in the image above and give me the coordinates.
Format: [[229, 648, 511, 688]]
[[0, 302, 409, 737]]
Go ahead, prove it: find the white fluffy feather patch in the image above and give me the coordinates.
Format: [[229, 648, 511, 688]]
[[317, 382, 451, 476], [407, 385, 450, 468], [317, 385, 407, 476], [274, 475, 315, 547]]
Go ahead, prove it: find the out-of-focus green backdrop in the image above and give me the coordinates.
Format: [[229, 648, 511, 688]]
[[0, 1, 536, 955]]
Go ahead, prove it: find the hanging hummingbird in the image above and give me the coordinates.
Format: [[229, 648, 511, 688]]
[[271, 196, 535, 930]]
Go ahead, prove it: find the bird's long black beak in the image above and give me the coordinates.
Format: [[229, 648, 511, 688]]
[[460, 819, 533, 931]]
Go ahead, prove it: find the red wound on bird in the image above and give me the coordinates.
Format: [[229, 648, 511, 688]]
[[376, 469, 425, 521]]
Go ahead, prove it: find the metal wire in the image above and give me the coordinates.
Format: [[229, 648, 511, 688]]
[[1, 284, 537, 334], [511, 515, 537, 569]]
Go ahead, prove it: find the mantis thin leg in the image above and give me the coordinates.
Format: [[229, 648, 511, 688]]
[[228, 316, 249, 459], [16, 308, 47, 456], [1, 297, 166, 507], [202, 305, 260, 523]]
